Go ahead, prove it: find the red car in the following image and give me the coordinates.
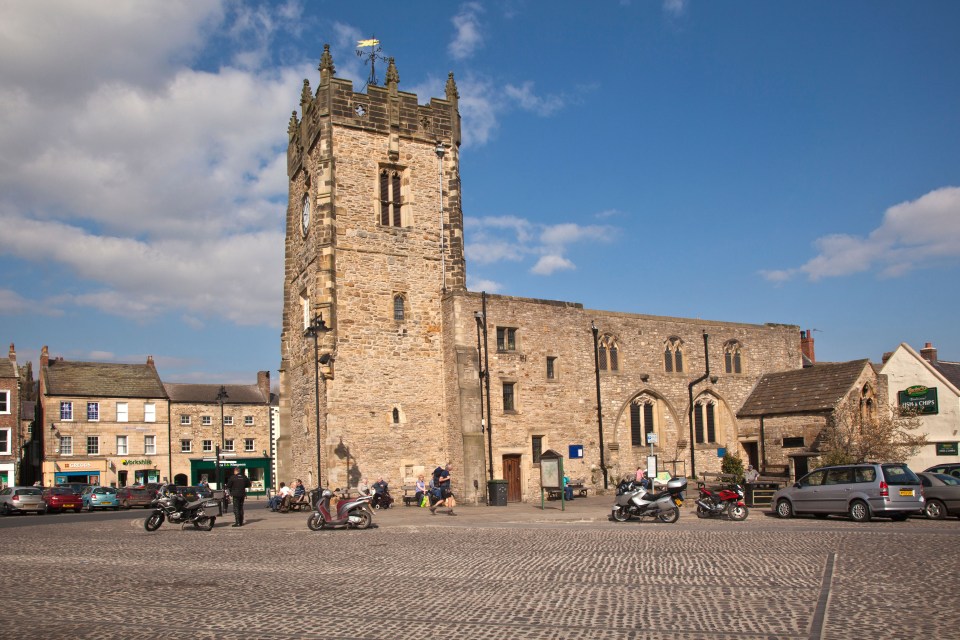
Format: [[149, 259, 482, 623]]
[[43, 487, 83, 513]]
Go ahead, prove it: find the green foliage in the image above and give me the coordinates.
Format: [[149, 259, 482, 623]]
[[721, 452, 745, 484]]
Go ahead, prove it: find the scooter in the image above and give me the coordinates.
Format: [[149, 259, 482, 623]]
[[306, 488, 374, 530], [144, 484, 219, 532], [696, 483, 749, 521], [611, 476, 687, 523]]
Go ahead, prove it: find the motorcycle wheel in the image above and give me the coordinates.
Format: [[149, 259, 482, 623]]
[[144, 512, 164, 532], [350, 508, 372, 530], [194, 516, 216, 531], [696, 505, 711, 519], [612, 507, 631, 522], [657, 507, 680, 523], [306, 512, 325, 531], [729, 505, 749, 521]]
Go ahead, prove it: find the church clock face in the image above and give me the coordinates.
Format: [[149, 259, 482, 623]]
[[301, 195, 310, 236]]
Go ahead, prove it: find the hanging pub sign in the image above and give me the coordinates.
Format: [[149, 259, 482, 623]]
[[898, 385, 938, 415]]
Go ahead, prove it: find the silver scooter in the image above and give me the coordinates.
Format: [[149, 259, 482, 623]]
[[611, 476, 687, 523]]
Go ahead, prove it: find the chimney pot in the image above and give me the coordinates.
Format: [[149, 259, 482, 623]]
[[920, 342, 938, 364]]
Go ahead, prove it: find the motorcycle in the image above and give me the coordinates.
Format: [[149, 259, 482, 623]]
[[307, 488, 374, 530], [696, 483, 749, 521], [144, 484, 219, 532], [612, 476, 687, 523]]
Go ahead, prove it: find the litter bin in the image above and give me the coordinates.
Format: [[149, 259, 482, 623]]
[[488, 479, 508, 506], [308, 488, 320, 509]]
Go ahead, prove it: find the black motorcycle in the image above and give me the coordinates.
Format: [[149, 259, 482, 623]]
[[144, 485, 219, 532]]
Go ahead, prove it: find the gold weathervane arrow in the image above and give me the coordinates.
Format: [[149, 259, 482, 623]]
[[357, 38, 379, 48]]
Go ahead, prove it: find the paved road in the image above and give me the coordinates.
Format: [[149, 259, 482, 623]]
[[1, 497, 958, 639]]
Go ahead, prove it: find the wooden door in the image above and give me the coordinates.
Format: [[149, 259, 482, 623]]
[[503, 455, 522, 502]]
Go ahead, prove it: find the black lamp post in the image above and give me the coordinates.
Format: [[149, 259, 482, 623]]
[[480, 293, 493, 483], [216, 385, 228, 509], [591, 321, 609, 489], [474, 310, 487, 483], [304, 314, 331, 487]]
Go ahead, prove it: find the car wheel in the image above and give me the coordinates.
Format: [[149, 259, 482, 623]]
[[924, 499, 947, 520], [122, 500, 130, 509], [73, 506, 82, 513], [849, 499, 871, 523], [0, 503, 10, 516], [775, 499, 794, 519]]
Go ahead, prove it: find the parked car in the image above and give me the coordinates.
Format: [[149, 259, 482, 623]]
[[43, 487, 83, 513], [56, 482, 91, 496], [918, 472, 960, 519], [0, 486, 47, 515], [116, 487, 155, 509], [132, 482, 162, 497], [173, 485, 213, 502], [81, 486, 120, 511], [923, 463, 960, 479], [771, 462, 924, 522]]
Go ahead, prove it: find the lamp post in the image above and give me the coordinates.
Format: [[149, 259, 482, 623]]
[[216, 385, 228, 510], [304, 314, 331, 487], [480, 293, 493, 484], [590, 321, 609, 489], [474, 310, 487, 484]]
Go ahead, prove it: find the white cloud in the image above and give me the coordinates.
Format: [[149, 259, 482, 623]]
[[762, 186, 960, 283], [504, 82, 565, 116], [466, 276, 503, 293], [663, 0, 687, 17], [531, 255, 575, 275], [448, 2, 485, 60]]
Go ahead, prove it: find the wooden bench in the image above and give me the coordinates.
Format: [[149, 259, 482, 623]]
[[402, 485, 421, 507], [698, 472, 738, 490], [568, 483, 589, 497], [284, 494, 312, 512]]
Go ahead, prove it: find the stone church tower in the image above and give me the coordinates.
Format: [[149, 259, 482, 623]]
[[278, 46, 472, 492]]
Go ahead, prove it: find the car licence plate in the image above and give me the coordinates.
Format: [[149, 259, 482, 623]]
[[899, 489, 914, 496]]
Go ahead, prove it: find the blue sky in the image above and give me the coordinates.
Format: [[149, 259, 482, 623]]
[[1, 0, 958, 385]]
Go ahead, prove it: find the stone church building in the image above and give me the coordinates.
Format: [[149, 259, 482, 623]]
[[277, 47, 803, 503]]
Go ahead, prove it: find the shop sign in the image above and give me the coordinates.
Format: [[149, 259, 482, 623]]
[[63, 462, 92, 469], [898, 386, 938, 415], [121, 459, 152, 466], [936, 442, 958, 456]]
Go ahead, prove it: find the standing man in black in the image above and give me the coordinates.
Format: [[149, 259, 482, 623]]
[[225, 467, 251, 527]]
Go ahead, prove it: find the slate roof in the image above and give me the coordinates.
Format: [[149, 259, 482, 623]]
[[931, 360, 960, 390], [737, 360, 871, 418], [43, 360, 166, 399], [164, 382, 267, 405]]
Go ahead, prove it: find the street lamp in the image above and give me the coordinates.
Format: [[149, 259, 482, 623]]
[[215, 385, 228, 510], [474, 311, 486, 481], [479, 293, 493, 485], [304, 313, 331, 487], [590, 321, 609, 489]]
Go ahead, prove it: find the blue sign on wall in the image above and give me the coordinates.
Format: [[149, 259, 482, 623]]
[[569, 445, 583, 459], [717, 448, 726, 458]]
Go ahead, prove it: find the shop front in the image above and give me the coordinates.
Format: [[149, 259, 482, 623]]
[[44, 460, 108, 487], [190, 456, 270, 496], [118, 458, 161, 487]]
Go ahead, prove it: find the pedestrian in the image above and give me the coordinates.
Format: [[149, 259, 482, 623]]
[[744, 465, 759, 484], [429, 463, 456, 515], [635, 467, 644, 483], [225, 467, 251, 527]]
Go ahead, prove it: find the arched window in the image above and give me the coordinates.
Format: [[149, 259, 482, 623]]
[[859, 384, 876, 428], [664, 337, 683, 373], [694, 398, 717, 444], [723, 340, 743, 374], [392, 408, 400, 424], [599, 335, 619, 372], [393, 294, 405, 322], [379, 168, 404, 227], [630, 396, 657, 447]]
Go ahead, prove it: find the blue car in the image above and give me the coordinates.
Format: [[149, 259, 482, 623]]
[[81, 486, 120, 511]]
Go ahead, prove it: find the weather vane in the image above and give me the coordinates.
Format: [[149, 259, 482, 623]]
[[356, 37, 386, 88]]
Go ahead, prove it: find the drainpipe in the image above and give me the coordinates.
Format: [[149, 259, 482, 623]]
[[590, 322, 609, 490], [687, 331, 711, 481]]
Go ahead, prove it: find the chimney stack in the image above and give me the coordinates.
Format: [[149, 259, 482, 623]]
[[40, 345, 49, 368], [8, 343, 14, 363], [800, 329, 816, 364], [257, 371, 270, 400], [920, 342, 938, 364], [146, 355, 155, 369]]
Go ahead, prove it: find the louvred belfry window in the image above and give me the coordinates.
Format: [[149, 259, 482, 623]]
[[380, 168, 402, 227]]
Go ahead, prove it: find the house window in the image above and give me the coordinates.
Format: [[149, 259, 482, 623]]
[[630, 398, 656, 447], [546, 356, 556, 380], [87, 436, 99, 455], [723, 340, 743, 374], [0, 429, 10, 455], [502, 382, 516, 412], [532, 435, 544, 464], [244, 416, 254, 426], [223, 416, 234, 426], [244, 439, 255, 452], [202, 416, 212, 426], [117, 402, 128, 422], [860, 384, 876, 425], [224, 439, 235, 452], [116, 435, 128, 456], [598, 335, 619, 372], [60, 436, 73, 455], [180, 414, 191, 425], [379, 168, 403, 227], [393, 294, 405, 321], [0, 390, 8, 414], [496, 327, 517, 351], [664, 337, 684, 373], [87, 402, 99, 422], [180, 439, 192, 453], [144, 435, 156, 455], [144, 403, 156, 423], [60, 401, 73, 421], [783, 436, 805, 448], [392, 408, 400, 424], [694, 399, 717, 444], [202, 440, 213, 453]]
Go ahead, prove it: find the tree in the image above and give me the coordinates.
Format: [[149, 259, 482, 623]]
[[818, 400, 926, 466], [721, 451, 745, 484]]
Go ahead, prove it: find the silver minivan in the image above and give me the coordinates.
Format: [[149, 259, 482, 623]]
[[771, 463, 924, 522]]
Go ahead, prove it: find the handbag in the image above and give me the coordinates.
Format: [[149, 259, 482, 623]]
[[420, 495, 429, 508]]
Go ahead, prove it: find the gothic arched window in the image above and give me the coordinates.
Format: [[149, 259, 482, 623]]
[[664, 337, 683, 373], [694, 398, 717, 444], [723, 340, 743, 374]]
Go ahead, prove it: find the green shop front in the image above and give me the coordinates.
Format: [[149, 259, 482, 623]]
[[189, 456, 270, 496]]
